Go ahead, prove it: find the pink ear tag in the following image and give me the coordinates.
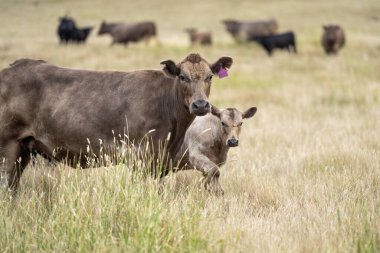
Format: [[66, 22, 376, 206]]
[[218, 67, 228, 79]]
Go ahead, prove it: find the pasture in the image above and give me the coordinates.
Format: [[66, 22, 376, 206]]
[[0, 0, 379, 252]]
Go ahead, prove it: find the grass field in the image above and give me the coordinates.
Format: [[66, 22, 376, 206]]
[[1, 0, 380, 252]]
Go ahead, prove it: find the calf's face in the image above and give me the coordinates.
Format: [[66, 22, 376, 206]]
[[212, 106, 257, 147], [323, 25, 340, 44], [161, 54, 233, 116]]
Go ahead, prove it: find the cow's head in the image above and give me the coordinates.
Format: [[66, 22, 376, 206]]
[[211, 106, 257, 147], [98, 21, 108, 35], [184, 28, 197, 35], [160, 53, 233, 116], [222, 19, 241, 36]]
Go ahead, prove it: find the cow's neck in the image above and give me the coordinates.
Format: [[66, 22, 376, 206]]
[[167, 80, 196, 162]]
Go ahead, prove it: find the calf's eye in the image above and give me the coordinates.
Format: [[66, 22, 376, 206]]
[[238, 122, 243, 126], [221, 122, 227, 127], [205, 75, 213, 82]]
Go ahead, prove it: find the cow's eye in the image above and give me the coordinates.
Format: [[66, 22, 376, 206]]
[[238, 122, 243, 127], [221, 122, 227, 127], [205, 75, 213, 82], [179, 75, 190, 83]]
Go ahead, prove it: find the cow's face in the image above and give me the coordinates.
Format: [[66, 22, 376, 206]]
[[161, 54, 233, 116], [222, 20, 241, 36], [211, 106, 257, 147], [98, 21, 107, 35]]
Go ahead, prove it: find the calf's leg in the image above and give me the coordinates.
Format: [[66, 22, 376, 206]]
[[189, 154, 224, 196]]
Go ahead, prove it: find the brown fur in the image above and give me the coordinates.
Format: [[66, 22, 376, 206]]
[[98, 21, 157, 45], [322, 25, 345, 55], [175, 106, 257, 195], [0, 54, 233, 192], [185, 28, 212, 46], [222, 19, 278, 42]]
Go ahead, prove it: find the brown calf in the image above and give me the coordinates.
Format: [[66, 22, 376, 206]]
[[175, 106, 257, 195], [322, 25, 345, 55], [185, 28, 212, 46]]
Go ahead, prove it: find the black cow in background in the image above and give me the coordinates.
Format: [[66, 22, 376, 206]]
[[253, 31, 297, 56], [57, 16, 93, 44]]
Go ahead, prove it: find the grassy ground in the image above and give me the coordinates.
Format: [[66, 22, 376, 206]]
[[1, 0, 380, 252]]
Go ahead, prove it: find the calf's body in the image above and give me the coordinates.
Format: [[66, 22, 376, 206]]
[[176, 107, 257, 195]]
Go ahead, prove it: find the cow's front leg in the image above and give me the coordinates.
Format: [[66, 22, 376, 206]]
[[189, 153, 224, 196]]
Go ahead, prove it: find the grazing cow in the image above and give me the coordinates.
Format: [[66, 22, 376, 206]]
[[57, 16, 93, 43], [175, 106, 257, 195], [98, 21, 157, 45], [185, 28, 212, 46], [322, 25, 345, 55], [253, 31, 297, 56], [222, 19, 278, 42], [71, 27, 93, 43], [0, 53, 233, 192]]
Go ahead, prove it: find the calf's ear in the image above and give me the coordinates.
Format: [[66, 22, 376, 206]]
[[242, 107, 257, 119], [211, 57, 233, 74], [160, 60, 180, 77], [211, 105, 221, 118]]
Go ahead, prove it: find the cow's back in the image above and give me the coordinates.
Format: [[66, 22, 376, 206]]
[[1, 59, 176, 155]]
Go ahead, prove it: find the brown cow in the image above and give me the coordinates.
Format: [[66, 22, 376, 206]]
[[0, 53, 233, 192], [322, 25, 345, 55], [175, 106, 257, 195], [222, 19, 278, 42], [185, 28, 212, 46], [98, 21, 157, 45]]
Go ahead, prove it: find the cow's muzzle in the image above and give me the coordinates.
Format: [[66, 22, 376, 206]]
[[190, 100, 210, 116], [227, 138, 239, 147]]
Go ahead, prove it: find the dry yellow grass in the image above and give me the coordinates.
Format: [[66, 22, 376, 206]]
[[0, 0, 379, 252]]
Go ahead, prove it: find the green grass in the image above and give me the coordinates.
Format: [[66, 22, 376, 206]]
[[1, 0, 380, 252]]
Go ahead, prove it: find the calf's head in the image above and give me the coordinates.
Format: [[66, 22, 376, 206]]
[[323, 25, 340, 44], [211, 106, 257, 147], [161, 53, 233, 116]]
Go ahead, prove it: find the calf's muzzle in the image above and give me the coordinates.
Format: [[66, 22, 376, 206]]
[[227, 138, 239, 147]]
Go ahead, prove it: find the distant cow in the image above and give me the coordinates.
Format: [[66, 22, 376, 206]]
[[222, 19, 278, 42], [98, 21, 157, 45], [57, 16, 93, 43], [185, 28, 212, 46], [322, 25, 345, 55], [0, 53, 233, 192], [253, 31, 297, 56], [175, 106, 257, 195]]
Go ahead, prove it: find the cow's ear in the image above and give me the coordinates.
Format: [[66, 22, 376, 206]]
[[242, 107, 257, 119], [211, 105, 221, 118], [211, 57, 233, 74], [160, 60, 180, 77]]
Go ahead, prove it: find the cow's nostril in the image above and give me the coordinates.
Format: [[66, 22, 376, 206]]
[[193, 100, 209, 109]]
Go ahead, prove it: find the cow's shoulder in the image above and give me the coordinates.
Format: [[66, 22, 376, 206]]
[[9, 58, 46, 68]]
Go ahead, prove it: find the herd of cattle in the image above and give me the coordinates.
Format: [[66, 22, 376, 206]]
[[0, 16, 346, 196], [58, 16, 346, 55]]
